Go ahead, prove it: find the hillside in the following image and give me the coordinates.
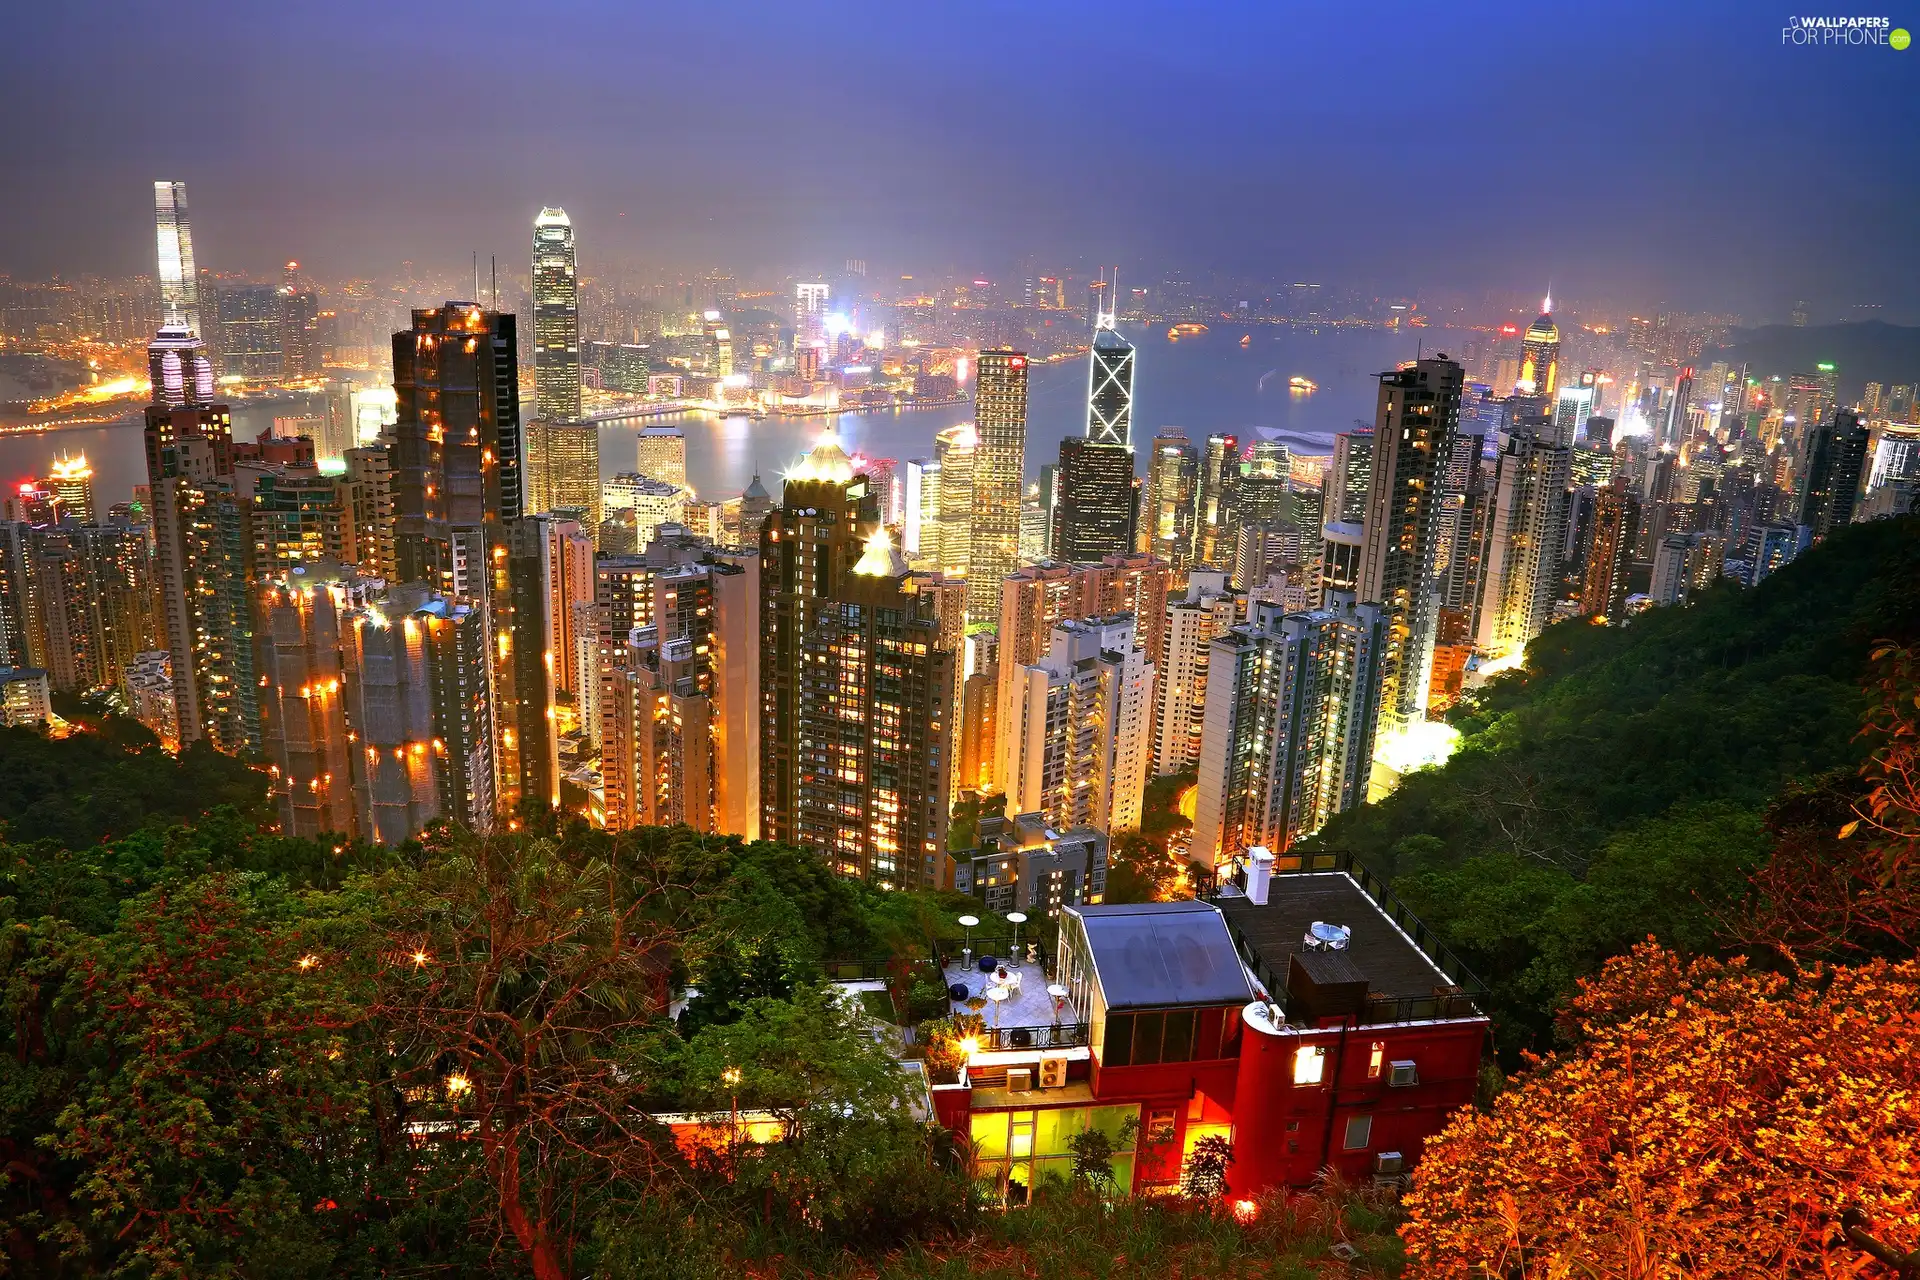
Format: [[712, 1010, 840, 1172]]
[[1313, 515, 1920, 1053]]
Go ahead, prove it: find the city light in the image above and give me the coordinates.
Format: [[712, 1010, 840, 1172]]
[[1373, 718, 1461, 776]]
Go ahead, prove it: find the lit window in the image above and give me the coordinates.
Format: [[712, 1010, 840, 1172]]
[[1367, 1042, 1385, 1080], [1293, 1045, 1326, 1085], [1343, 1115, 1372, 1150]]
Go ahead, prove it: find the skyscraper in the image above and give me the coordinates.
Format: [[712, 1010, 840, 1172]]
[[1052, 323, 1138, 561], [968, 350, 1029, 624], [933, 424, 976, 577], [795, 281, 829, 359], [1579, 479, 1640, 621], [1195, 433, 1241, 569], [153, 181, 201, 336], [1517, 299, 1559, 399], [280, 261, 323, 381], [1140, 432, 1199, 578], [1327, 430, 1373, 524], [532, 208, 581, 422], [1477, 425, 1573, 658], [1190, 596, 1388, 866], [759, 439, 954, 889], [634, 425, 688, 490], [522, 417, 601, 528], [1153, 573, 1242, 776], [1000, 615, 1155, 835], [1796, 409, 1873, 542], [1356, 356, 1462, 732]]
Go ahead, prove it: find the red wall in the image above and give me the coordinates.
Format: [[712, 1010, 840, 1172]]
[[1228, 1017, 1486, 1193]]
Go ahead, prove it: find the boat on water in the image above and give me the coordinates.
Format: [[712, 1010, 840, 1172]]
[[1167, 322, 1209, 339], [1239, 334, 1252, 347], [1288, 375, 1317, 392]]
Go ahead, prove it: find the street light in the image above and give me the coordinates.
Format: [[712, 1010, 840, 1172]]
[[722, 1066, 742, 1146], [1006, 911, 1028, 965], [958, 914, 979, 971]]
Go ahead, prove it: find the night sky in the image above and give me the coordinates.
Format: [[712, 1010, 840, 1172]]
[[5, 0, 1916, 318]]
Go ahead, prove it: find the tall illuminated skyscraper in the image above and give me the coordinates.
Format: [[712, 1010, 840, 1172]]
[[1139, 431, 1198, 578], [1356, 356, 1462, 733], [532, 208, 581, 421], [967, 350, 1029, 624], [795, 281, 829, 359], [1053, 320, 1138, 561], [153, 181, 202, 336], [1195, 433, 1241, 570], [1516, 298, 1560, 398], [1476, 425, 1571, 658]]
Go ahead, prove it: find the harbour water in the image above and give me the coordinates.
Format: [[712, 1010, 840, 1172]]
[[0, 324, 1462, 510]]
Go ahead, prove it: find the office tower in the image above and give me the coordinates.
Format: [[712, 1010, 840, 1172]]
[[1517, 299, 1559, 398], [1888, 384, 1917, 421], [1195, 433, 1241, 570], [1052, 437, 1138, 562], [1085, 322, 1134, 446], [1190, 597, 1388, 865], [1153, 572, 1242, 776], [1000, 615, 1155, 835], [1319, 520, 1364, 601], [967, 350, 1029, 624], [42, 453, 95, 525], [1795, 409, 1873, 542], [1661, 366, 1695, 450], [1579, 480, 1640, 621], [634, 425, 688, 490], [1327, 430, 1373, 523], [216, 286, 282, 379], [1356, 356, 1463, 731], [532, 208, 581, 421], [794, 281, 830, 357], [256, 563, 362, 838], [1786, 368, 1837, 442], [1477, 426, 1573, 657], [602, 546, 759, 835], [153, 181, 201, 336], [1139, 432, 1199, 576], [603, 473, 687, 544], [340, 446, 396, 580], [933, 424, 976, 576], [24, 532, 96, 692], [76, 524, 156, 691], [1553, 372, 1598, 446], [759, 440, 954, 889], [279, 263, 322, 381], [523, 417, 601, 527]]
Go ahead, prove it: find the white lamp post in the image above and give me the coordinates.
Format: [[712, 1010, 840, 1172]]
[[958, 914, 979, 971], [1006, 910, 1027, 967]]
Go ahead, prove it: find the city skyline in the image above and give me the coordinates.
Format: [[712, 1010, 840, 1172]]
[[4, 2, 1918, 320]]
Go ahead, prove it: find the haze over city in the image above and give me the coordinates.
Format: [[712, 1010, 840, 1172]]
[[0, 5, 1916, 1278]]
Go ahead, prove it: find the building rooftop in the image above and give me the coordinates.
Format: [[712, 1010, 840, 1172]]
[[1216, 861, 1484, 1024], [1070, 901, 1253, 1012]]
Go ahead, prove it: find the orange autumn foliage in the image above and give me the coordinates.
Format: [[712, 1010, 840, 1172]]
[[1400, 940, 1920, 1277]]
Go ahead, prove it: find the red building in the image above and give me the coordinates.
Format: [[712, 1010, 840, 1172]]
[[938, 848, 1486, 1201]]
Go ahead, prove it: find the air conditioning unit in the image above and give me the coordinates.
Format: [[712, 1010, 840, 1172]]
[[1038, 1056, 1068, 1089], [1007, 1067, 1034, 1092], [1389, 1060, 1419, 1087], [1375, 1151, 1405, 1175]]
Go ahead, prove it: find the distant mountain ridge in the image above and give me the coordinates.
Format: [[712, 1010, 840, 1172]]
[[1703, 320, 1920, 402]]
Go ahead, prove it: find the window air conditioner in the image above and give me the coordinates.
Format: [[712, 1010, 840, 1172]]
[[1038, 1056, 1068, 1089], [1007, 1067, 1033, 1092], [1375, 1152, 1404, 1175], [1389, 1060, 1418, 1087]]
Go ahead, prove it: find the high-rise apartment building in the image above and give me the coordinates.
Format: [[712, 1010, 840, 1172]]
[[968, 350, 1029, 624], [153, 181, 202, 336], [1356, 356, 1462, 732], [1477, 426, 1573, 658], [759, 440, 954, 890], [532, 208, 581, 421], [602, 547, 760, 835], [1579, 479, 1640, 621], [634, 425, 688, 490], [932, 424, 976, 577], [1190, 596, 1388, 866], [1000, 615, 1155, 835], [1795, 409, 1872, 543], [1327, 430, 1374, 525], [340, 446, 396, 580], [1152, 572, 1242, 776]]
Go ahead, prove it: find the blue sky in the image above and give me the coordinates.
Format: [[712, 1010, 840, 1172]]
[[5, 0, 1916, 318]]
